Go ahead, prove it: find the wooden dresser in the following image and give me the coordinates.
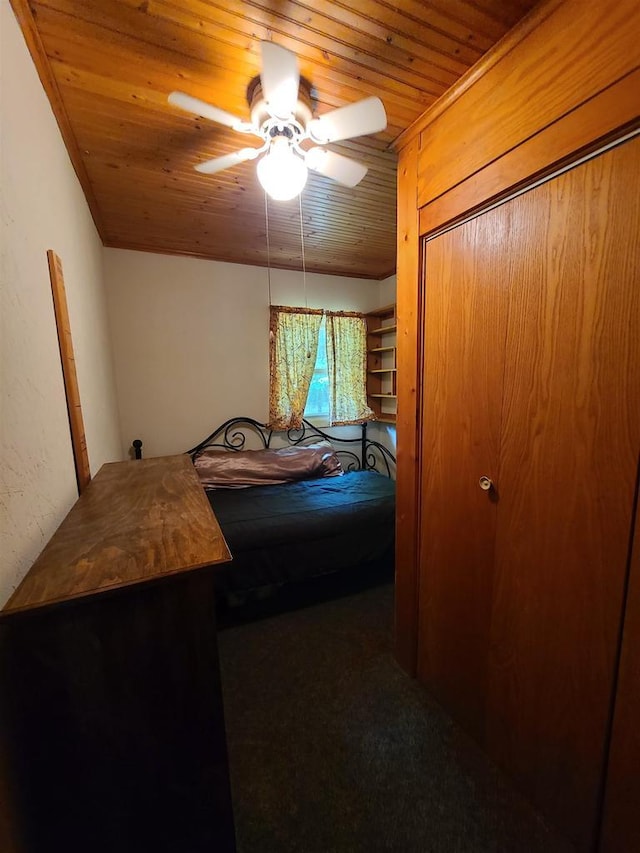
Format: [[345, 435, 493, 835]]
[[0, 455, 235, 853]]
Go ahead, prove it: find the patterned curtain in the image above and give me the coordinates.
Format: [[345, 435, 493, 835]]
[[268, 306, 323, 430], [326, 313, 374, 425]]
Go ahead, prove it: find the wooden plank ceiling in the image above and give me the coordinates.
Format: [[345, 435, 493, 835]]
[[16, 0, 538, 278]]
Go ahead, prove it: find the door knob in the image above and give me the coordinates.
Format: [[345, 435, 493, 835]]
[[478, 476, 494, 491]]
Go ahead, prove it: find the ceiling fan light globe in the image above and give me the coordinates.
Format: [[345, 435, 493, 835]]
[[257, 138, 308, 201]]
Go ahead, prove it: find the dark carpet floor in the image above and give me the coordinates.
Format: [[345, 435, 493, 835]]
[[217, 583, 574, 853]]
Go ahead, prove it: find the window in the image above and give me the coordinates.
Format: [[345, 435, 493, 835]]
[[268, 306, 372, 430], [304, 318, 330, 423]]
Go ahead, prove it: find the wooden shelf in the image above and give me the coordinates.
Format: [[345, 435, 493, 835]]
[[369, 324, 397, 335], [366, 304, 397, 422], [366, 303, 396, 318]]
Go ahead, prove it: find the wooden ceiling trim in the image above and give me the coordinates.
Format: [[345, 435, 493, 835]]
[[9, 0, 105, 237], [394, 0, 563, 149]]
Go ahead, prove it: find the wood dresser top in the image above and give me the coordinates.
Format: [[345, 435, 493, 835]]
[[3, 455, 231, 616]]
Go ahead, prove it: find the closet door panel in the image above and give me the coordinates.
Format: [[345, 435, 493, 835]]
[[486, 139, 640, 849], [601, 493, 640, 852], [418, 212, 510, 740]]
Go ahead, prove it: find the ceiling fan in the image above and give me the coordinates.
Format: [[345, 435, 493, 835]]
[[168, 41, 387, 201]]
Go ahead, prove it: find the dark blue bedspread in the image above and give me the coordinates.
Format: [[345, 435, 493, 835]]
[[206, 470, 395, 600]]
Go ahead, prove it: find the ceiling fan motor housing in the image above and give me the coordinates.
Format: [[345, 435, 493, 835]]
[[247, 76, 314, 137]]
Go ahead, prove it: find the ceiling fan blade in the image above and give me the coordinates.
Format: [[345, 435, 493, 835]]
[[260, 41, 300, 120], [168, 91, 244, 130], [305, 148, 368, 188], [308, 97, 387, 144], [195, 147, 261, 175]]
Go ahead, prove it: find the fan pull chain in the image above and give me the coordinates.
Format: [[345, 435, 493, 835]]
[[298, 193, 312, 359], [298, 193, 307, 309], [264, 190, 272, 307]]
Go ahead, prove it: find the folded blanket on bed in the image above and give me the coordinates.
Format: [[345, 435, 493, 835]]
[[194, 440, 343, 488]]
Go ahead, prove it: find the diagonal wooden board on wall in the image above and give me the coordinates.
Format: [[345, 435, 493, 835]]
[[47, 250, 91, 494]]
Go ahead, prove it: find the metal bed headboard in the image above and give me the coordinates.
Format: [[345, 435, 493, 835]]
[[132, 418, 396, 478]]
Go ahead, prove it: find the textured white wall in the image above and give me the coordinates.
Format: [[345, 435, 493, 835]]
[[0, 5, 121, 605], [105, 248, 387, 458], [379, 274, 397, 307]]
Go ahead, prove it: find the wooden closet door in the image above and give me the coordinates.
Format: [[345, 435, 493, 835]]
[[600, 494, 640, 852], [486, 138, 640, 850], [417, 210, 510, 741]]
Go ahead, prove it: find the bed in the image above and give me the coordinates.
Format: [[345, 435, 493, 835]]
[[183, 417, 396, 619]]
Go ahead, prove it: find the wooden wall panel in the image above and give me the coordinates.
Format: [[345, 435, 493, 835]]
[[601, 484, 640, 852], [394, 139, 421, 675], [414, 0, 640, 211], [419, 70, 640, 236], [48, 250, 91, 495]]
